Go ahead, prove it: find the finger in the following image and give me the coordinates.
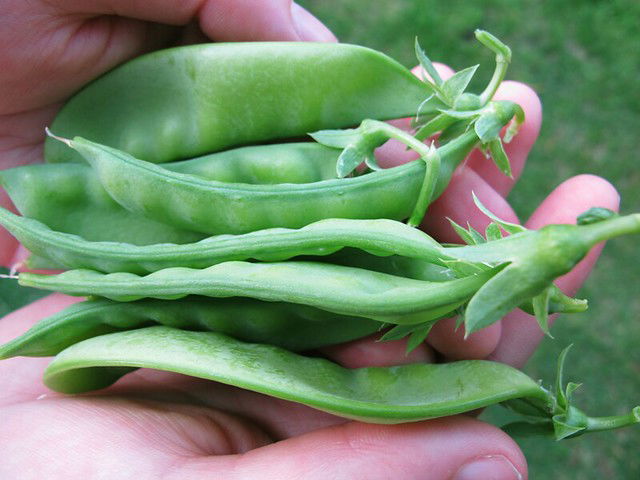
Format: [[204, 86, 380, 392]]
[[464, 81, 543, 196], [0, 293, 81, 406], [173, 416, 527, 480], [490, 174, 620, 368], [47, 0, 336, 42], [427, 316, 502, 361], [320, 332, 435, 368]]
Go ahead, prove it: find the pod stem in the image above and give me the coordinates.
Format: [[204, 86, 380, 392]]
[[578, 213, 640, 246], [477, 30, 512, 106], [585, 407, 640, 433]]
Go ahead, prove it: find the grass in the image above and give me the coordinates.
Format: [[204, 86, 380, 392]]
[[2, 1, 639, 477], [298, 1, 640, 477]]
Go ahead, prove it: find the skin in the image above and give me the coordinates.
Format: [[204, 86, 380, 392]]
[[0, 1, 620, 478]]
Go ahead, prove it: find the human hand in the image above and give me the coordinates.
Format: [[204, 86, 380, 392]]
[[0, 4, 618, 479]]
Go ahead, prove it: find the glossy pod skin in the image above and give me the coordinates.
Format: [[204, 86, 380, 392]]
[[0, 142, 339, 245], [0, 211, 449, 274], [43, 326, 549, 423], [0, 297, 380, 358], [45, 43, 431, 164], [59, 128, 485, 235], [18, 262, 498, 325]]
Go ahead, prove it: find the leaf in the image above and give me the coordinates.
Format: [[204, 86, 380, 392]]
[[472, 192, 526, 234], [487, 138, 513, 178], [552, 415, 586, 440], [438, 120, 471, 144], [502, 421, 554, 439], [308, 128, 361, 148], [442, 65, 479, 103], [441, 259, 489, 277], [378, 324, 421, 342], [555, 344, 573, 410], [485, 222, 503, 241], [565, 382, 582, 404], [415, 37, 443, 87], [467, 223, 486, 245], [532, 288, 553, 337], [474, 111, 504, 142], [448, 218, 477, 245], [336, 147, 367, 178], [414, 114, 457, 141], [406, 323, 435, 353]]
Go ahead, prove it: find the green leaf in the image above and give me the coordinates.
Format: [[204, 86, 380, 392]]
[[565, 382, 582, 404], [438, 120, 471, 144], [555, 344, 573, 410], [532, 288, 553, 337], [442, 65, 479, 103], [442, 259, 489, 277], [552, 415, 586, 440], [448, 218, 477, 245], [472, 192, 526, 234], [467, 223, 486, 245], [474, 111, 504, 142], [485, 222, 503, 241], [487, 138, 513, 178], [336, 147, 367, 178], [415, 37, 443, 87], [414, 114, 457, 141], [406, 323, 435, 353], [502, 421, 554, 439], [308, 128, 361, 148]]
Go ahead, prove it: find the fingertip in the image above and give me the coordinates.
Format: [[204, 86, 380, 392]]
[[428, 317, 502, 360]]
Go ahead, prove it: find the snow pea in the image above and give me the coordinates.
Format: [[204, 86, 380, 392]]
[[51, 121, 499, 235], [45, 43, 432, 164], [17, 262, 499, 326], [0, 142, 339, 246], [0, 297, 379, 359], [41, 326, 640, 438]]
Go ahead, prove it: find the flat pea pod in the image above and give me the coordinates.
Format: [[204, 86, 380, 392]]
[[0, 142, 339, 246], [56, 128, 482, 235], [45, 42, 432, 164], [42, 326, 549, 423], [0, 297, 380, 359], [0, 210, 451, 274], [17, 262, 499, 325]]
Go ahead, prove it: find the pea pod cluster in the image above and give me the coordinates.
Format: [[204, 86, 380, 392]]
[[1, 30, 638, 441]]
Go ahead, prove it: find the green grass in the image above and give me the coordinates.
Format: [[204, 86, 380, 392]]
[[2, 1, 638, 477], [299, 0, 640, 477]]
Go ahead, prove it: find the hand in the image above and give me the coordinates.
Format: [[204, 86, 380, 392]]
[[0, 3, 618, 479]]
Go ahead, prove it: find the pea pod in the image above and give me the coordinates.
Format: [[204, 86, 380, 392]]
[[41, 326, 640, 438], [0, 142, 340, 246], [45, 43, 433, 164], [17, 262, 499, 325], [0, 297, 380, 358], [50, 121, 501, 234]]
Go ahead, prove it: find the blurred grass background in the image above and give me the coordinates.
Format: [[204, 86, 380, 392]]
[[1, 0, 638, 477], [299, 0, 640, 477]]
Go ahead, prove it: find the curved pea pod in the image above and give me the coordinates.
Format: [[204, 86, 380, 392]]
[[0, 297, 380, 359], [45, 42, 433, 164], [51, 126, 485, 235], [0, 211, 449, 274], [0, 142, 340, 247], [43, 326, 549, 423], [445, 210, 640, 334], [17, 262, 499, 325]]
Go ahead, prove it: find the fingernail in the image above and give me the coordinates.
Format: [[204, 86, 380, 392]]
[[291, 3, 337, 42], [453, 455, 523, 480]]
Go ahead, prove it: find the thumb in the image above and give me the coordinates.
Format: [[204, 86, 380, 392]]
[[173, 416, 527, 480]]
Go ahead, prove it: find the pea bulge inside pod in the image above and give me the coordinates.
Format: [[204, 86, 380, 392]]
[[45, 42, 431, 164]]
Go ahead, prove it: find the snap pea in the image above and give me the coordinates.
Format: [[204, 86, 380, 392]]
[[52, 123, 497, 235], [17, 262, 499, 325], [0, 142, 339, 246], [45, 42, 432, 164], [0, 297, 380, 359], [43, 326, 549, 423], [0, 211, 451, 274]]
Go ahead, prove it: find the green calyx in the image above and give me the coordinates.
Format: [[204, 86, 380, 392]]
[[504, 346, 640, 440]]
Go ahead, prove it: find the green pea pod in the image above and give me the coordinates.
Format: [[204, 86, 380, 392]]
[[0, 297, 380, 359], [0, 211, 449, 274], [45, 43, 434, 164], [51, 126, 489, 235], [444, 211, 640, 334], [17, 262, 499, 325], [43, 326, 548, 423], [0, 142, 340, 247]]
